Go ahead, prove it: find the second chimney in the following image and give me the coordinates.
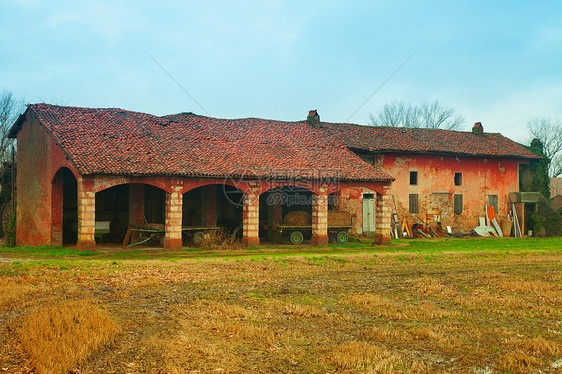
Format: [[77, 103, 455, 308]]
[[472, 122, 484, 136], [307, 110, 320, 126]]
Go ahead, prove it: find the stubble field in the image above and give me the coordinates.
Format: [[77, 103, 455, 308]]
[[0, 238, 561, 374]]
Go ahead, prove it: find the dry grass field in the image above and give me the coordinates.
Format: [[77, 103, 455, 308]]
[[0, 238, 561, 373]]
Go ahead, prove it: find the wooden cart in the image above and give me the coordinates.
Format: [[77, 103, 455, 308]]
[[123, 223, 165, 247], [263, 224, 352, 245], [262, 210, 353, 245], [182, 226, 221, 245]]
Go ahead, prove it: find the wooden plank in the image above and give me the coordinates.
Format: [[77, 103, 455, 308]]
[[418, 229, 431, 238], [491, 218, 503, 237], [122, 226, 132, 247]]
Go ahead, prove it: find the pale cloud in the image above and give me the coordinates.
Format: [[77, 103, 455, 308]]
[[533, 24, 562, 49], [471, 85, 562, 143], [43, 2, 147, 41]]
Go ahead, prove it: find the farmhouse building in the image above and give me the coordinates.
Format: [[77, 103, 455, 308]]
[[321, 122, 540, 233], [9, 104, 539, 249], [9, 104, 394, 250]]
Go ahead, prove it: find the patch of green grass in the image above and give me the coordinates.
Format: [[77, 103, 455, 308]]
[[0, 246, 98, 258]]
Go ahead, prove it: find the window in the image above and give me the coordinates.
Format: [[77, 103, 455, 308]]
[[410, 171, 418, 185], [489, 195, 498, 215], [454, 172, 462, 186], [409, 194, 419, 213], [454, 194, 463, 215]]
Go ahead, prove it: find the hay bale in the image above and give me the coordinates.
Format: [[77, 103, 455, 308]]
[[328, 210, 352, 227], [283, 211, 312, 226]]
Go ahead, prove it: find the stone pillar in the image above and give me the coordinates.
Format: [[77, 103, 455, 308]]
[[242, 183, 260, 247], [374, 190, 392, 245], [76, 177, 96, 250], [51, 173, 63, 246], [204, 185, 217, 226], [311, 190, 329, 246], [164, 183, 183, 250]]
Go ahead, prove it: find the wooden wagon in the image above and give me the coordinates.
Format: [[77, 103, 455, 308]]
[[262, 210, 353, 245]]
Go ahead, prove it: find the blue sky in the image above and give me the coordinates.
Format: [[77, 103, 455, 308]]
[[1, 0, 561, 143]]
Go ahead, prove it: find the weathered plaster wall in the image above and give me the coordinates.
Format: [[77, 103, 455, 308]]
[[374, 153, 525, 231]]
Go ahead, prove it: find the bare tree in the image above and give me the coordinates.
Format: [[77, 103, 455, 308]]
[[369, 100, 465, 130], [0, 91, 25, 237], [419, 101, 464, 130], [0, 90, 25, 162], [369, 101, 422, 128], [528, 117, 562, 178]]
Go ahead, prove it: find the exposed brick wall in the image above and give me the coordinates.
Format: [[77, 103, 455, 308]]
[[76, 177, 96, 250], [242, 182, 260, 247], [374, 189, 392, 244], [311, 188, 329, 246], [164, 182, 183, 250], [15, 115, 80, 246]]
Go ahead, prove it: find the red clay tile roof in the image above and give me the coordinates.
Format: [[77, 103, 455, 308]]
[[12, 104, 392, 181], [320, 123, 541, 159]]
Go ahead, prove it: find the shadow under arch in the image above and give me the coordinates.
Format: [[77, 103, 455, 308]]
[[182, 184, 245, 243], [258, 186, 314, 243], [95, 182, 167, 245], [51, 167, 78, 245]]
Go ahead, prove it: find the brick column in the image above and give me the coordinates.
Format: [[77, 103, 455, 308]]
[[129, 184, 145, 227], [242, 183, 260, 247], [311, 190, 329, 246], [374, 190, 392, 244], [76, 177, 95, 250], [204, 185, 217, 226], [164, 183, 183, 250], [266, 195, 283, 241]]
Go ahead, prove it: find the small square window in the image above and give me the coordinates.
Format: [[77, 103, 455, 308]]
[[489, 195, 498, 215], [410, 171, 418, 185], [454, 172, 462, 186], [454, 194, 463, 215], [409, 194, 419, 213]]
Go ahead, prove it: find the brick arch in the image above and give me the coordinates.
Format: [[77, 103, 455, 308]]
[[180, 179, 251, 195], [51, 164, 80, 184], [258, 183, 318, 196], [93, 179, 172, 194], [51, 166, 78, 247]]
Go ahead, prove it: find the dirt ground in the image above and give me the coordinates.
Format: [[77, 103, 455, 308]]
[[0, 243, 561, 373]]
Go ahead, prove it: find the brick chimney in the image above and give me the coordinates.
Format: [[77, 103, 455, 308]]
[[472, 122, 483, 136], [307, 110, 320, 126]]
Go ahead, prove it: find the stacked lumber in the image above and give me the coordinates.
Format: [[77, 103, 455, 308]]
[[328, 210, 352, 227], [283, 211, 312, 226]]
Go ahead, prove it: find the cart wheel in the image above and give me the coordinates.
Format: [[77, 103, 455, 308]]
[[193, 231, 205, 245], [289, 231, 304, 245], [281, 233, 290, 244], [335, 231, 348, 244]]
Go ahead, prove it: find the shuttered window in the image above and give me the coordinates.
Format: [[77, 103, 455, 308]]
[[454, 194, 463, 215], [409, 194, 419, 213]]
